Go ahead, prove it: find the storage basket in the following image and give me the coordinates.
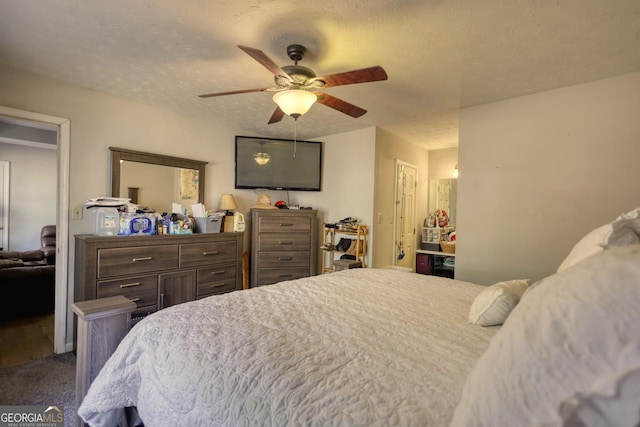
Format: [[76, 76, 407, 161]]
[[440, 241, 456, 254]]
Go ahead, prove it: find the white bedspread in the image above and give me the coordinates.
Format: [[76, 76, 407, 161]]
[[79, 269, 497, 427]]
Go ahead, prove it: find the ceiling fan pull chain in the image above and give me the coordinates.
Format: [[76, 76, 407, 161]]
[[293, 118, 298, 157]]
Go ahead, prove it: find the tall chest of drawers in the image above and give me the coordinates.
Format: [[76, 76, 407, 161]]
[[74, 233, 243, 322], [250, 209, 318, 287]]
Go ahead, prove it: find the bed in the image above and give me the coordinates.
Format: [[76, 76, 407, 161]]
[[78, 208, 640, 427], [78, 269, 497, 426]]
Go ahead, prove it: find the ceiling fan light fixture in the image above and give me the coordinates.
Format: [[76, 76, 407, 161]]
[[273, 89, 317, 118], [254, 152, 271, 165]]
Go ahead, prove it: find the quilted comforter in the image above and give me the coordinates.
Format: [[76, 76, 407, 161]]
[[78, 268, 497, 427]]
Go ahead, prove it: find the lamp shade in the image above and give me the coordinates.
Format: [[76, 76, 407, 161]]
[[218, 194, 237, 211], [273, 90, 317, 117]]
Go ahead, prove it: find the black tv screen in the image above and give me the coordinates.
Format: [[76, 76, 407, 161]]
[[235, 136, 323, 191]]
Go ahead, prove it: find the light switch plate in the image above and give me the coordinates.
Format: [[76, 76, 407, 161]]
[[72, 205, 83, 220]]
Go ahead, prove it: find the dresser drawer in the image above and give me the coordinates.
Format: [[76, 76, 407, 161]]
[[196, 265, 238, 298], [255, 268, 309, 286], [97, 274, 158, 310], [258, 215, 312, 233], [259, 251, 310, 268], [97, 245, 179, 278], [258, 233, 310, 251], [197, 264, 237, 285], [180, 241, 237, 268]]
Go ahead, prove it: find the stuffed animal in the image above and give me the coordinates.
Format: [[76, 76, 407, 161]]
[[435, 209, 449, 227]]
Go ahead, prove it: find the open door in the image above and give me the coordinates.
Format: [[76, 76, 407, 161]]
[[393, 161, 417, 270]]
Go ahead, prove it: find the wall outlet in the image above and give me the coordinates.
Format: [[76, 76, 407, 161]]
[[377, 213, 383, 224], [72, 205, 83, 220]]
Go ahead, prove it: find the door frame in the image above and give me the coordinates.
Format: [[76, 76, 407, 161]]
[[392, 159, 418, 269], [0, 106, 70, 354]]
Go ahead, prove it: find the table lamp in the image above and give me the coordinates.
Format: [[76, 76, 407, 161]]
[[218, 194, 237, 216]]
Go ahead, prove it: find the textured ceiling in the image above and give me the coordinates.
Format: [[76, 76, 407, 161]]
[[0, 0, 639, 149]]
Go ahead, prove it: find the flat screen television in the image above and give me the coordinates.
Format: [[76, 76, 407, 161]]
[[235, 136, 323, 191]]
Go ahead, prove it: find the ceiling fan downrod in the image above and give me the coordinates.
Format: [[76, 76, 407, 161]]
[[286, 44, 306, 65]]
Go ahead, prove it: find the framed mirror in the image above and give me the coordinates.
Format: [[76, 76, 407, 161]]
[[428, 178, 457, 227], [110, 147, 207, 213]]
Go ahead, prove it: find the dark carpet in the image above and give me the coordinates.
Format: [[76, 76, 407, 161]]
[[0, 352, 76, 427]]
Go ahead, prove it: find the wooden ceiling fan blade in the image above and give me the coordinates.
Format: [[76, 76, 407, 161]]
[[315, 92, 367, 118], [268, 107, 285, 124], [238, 45, 292, 80], [198, 88, 267, 98], [315, 66, 388, 88]]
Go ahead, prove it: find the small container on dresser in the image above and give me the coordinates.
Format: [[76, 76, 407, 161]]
[[250, 209, 318, 287]]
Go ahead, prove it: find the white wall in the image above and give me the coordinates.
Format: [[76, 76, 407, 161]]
[[0, 143, 57, 251], [298, 127, 376, 269], [300, 127, 376, 226], [457, 71, 640, 285], [0, 64, 242, 222], [428, 148, 458, 181]]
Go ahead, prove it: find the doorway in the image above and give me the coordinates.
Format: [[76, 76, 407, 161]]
[[393, 160, 418, 270], [0, 106, 70, 354]]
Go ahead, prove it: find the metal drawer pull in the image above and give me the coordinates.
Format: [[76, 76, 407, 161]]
[[279, 223, 294, 227], [279, 274, 293, 278], [211, 282, 227, 288], [129, 298, 141, 303], [132, 256, 153, 262], [210, 270, 226, 275], [202, 251, 219, 256], [120, 282, 141, 288], [278, 241, 293, 245], [279, 257, 293, 261]]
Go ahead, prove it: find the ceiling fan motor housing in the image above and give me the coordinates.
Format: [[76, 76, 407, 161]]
[[286, 44, 307, 63], [278, 65, 317, 87]]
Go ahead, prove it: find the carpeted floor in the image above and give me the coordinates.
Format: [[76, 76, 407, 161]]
[[0, 314, 55, 368], [0, 351, 76, 427]]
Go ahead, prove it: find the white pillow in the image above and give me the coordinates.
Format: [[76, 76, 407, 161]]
[[602, 207, 640, 249], [468, 279, 530, 326], [452, 244, 640, 427], [556, 344, 640, 427], [556, 223, 612, 272], [557, 207, 640, 272]]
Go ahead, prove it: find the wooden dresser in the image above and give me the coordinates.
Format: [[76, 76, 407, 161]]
[[250, 209, 318, 287], [74, 233, 243, 322]]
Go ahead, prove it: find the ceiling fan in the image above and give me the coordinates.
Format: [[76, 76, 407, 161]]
[[198, 44, 388, 124]]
